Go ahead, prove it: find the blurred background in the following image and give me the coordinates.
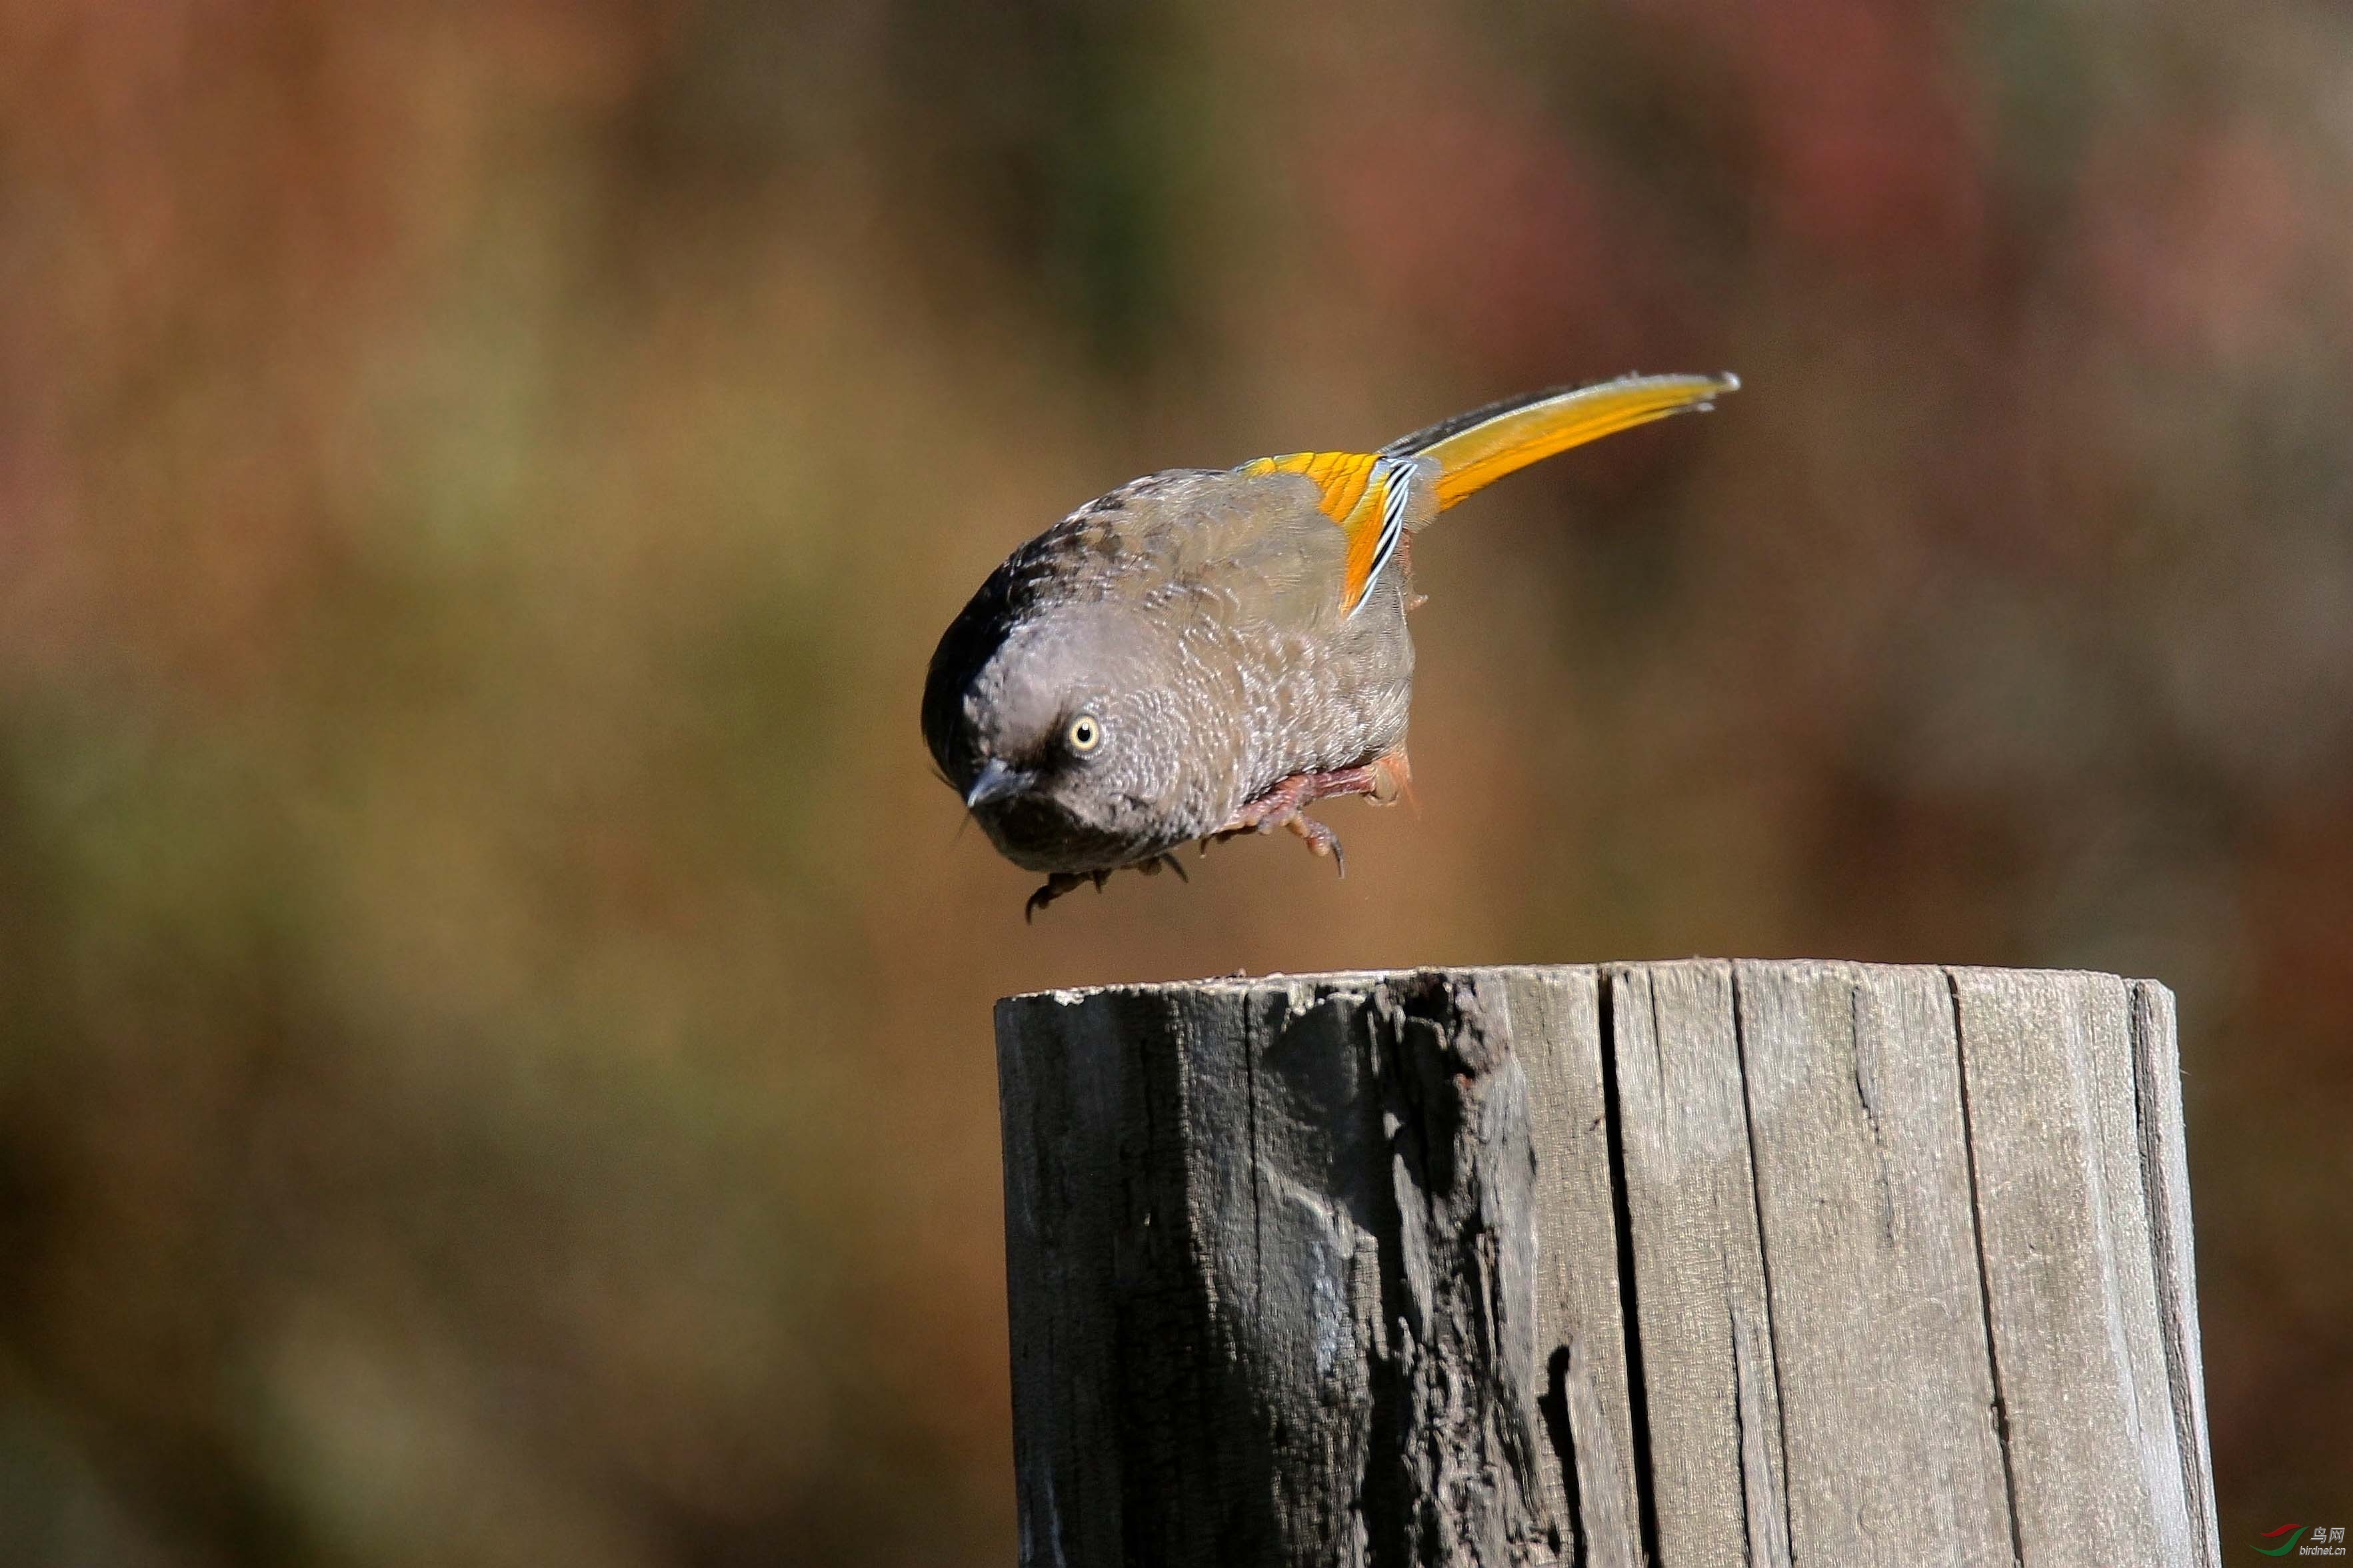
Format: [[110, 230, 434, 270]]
[[1, 0, 2348, 1562]]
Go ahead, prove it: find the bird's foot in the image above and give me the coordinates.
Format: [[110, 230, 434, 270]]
[[1023, 854, 1187, 921], [1284, 812, 1346, 876], [1206, 750, 1410, 878], [1026, 870, 1107, 922]]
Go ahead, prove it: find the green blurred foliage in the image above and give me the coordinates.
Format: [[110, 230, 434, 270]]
[[1, 1, 2348, 1562]]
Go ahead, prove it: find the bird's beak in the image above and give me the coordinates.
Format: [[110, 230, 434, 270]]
[[963, 758, 1031, 810]]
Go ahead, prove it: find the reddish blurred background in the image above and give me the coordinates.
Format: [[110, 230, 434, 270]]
[[1, 1, 2347, 1563]]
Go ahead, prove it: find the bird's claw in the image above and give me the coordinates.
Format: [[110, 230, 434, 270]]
[[1023, 854, 1186, 920], [1027, 752, 1398, 915], [1285, 814, 1346, 877], [1025, 869, 1107, 922]]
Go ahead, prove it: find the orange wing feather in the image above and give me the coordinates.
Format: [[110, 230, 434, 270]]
[[1240, 450, 1380, 522], [1241, 451, 1404, 614]]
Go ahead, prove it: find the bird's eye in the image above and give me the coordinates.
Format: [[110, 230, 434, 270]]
[[1067, 713, 1103, 753]]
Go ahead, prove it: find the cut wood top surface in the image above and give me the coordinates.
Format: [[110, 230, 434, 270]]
[[1001, 960, 2163, 1006]]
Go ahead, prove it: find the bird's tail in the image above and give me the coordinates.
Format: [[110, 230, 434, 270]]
[[1382, 371, 1739, 512]]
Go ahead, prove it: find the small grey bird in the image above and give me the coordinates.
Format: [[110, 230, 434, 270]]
[[922, 373, 1738, 916]]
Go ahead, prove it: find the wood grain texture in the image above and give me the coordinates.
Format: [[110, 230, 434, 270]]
[[1607, 962, 1790, 1568], [1730, 962, 2012, 1564], [997, 964, 2218, 1568], [2130, 980, 2219, 1561], [1512, 969, 1642, 1568], [1949, 968, 2214, 1566]]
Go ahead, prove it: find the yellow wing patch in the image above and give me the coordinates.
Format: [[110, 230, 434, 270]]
[[1240, 450, 1412, 616], [1239, 450, 1381, 523], [1240, 449, 1408, 616]]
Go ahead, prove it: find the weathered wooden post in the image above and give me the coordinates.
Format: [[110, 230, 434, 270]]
[[996, 962, 2216, 1568]]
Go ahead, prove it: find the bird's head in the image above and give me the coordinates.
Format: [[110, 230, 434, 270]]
[[922, 595, 1190, 874]]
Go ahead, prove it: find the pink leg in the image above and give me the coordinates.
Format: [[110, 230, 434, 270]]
[[1208, 749, 1410, 877]]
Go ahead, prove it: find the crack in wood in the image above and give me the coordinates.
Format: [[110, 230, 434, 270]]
[[1947, 968, 2028, 1568], [1728, 969, 1796, 1568], [1596, 969, 1663, 1568]]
